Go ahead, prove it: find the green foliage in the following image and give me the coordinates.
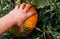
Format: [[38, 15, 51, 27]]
[[0, 0, 60, 39]]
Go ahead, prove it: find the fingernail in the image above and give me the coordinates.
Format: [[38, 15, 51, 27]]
[[29, 4, 31, 7], [22, 3, 26, 5]]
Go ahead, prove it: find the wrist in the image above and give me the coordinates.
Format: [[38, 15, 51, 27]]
[[6, 14, 16, 26], [1, 14, 16, 26], [0, 14, 16, 34]]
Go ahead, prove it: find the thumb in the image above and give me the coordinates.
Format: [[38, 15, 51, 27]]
[[18, 25, 24, 32], [18, 25, 23, 32]]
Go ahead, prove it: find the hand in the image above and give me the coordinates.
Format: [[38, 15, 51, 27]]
[[8, 3, 36, 32]]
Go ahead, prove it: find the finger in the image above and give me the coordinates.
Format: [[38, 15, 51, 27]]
[[14, 5, 18, 9], [19, 3, 26, 10], [18, 25, 24, 32], [26, 11, 36, 18], [23, 4, 31, 12], [17, 21, 24, 32]]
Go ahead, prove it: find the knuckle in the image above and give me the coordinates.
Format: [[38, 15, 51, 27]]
[[25, 15, 27, 18]]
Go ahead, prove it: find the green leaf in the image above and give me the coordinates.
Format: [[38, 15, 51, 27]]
[[30, 0, 47, 9]]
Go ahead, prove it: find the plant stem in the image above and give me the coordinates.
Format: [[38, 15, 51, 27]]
[[35, 27, 43, 32]]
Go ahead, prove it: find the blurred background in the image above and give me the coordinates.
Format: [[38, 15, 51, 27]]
[[0, 0, 60, 39]]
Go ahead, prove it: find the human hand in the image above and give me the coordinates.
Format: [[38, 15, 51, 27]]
[[8, 3, 36, 32]]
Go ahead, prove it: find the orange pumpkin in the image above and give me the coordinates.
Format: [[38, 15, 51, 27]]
[[9, 4, 38, 37]]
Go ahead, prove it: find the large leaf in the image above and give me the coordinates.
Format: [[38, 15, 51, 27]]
[[29, 0, 47, 8]]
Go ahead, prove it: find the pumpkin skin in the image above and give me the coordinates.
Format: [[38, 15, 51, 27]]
[[9, 4, 38, 37]]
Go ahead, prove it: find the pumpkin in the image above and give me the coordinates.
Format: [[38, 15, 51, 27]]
[[9, 4, 38, 37]]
